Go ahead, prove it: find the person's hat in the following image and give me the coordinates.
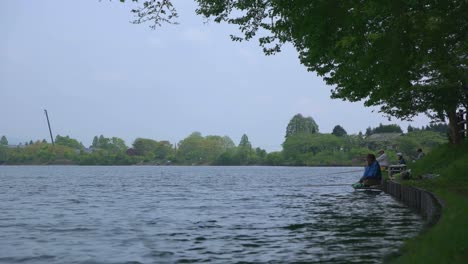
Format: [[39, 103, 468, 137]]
[[397, 152, 403, 156]]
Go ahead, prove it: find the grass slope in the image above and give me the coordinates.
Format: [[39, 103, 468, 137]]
[[390, 142, 468, 264]]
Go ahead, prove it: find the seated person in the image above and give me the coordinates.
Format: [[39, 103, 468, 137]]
[[359, 154, 382, 186], [376, 150, 390, 169], [416, 148, 425, 160], [397, 153, 406, 165]]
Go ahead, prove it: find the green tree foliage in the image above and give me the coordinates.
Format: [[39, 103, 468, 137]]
[[255, 147, 267, 159], [213, 135, 265, 165], [373, 124, 403, 134], [120, 0, 179, 29], [204, 135, 234, 161], [427, 123, 449, 134], [332, 125, 347, 137], [153, 141, 173, 160], [214, 148, 239, 165], [1, 136, 8, 145], [285, 114, 319, 138], [0, 145, 7, 163], [394, 136, 420, 161], [0, 138, 135, 165], [110, 137, 128, 152], [365, 124, 403, 136], [1, 121, 448, 166], [92, 136, 99, 148], [132, 138, 173, 162], [282, 133, 369, 166], [265, 151, 284, 166], [78, 149, 137, 165], [238, 134, 252, 149], [92, 135, 127, 153], [97, 135, 110, 149], [283, 133, 342, 165], [410, 123, 449, 134], [5, 142, 78, 165], [237, 134, 253, 165], [342, 134, 365, 151], [176, 132, 209, 164], [133, 138, 159, 157], [55, 135, 84, 150], [402, 131, 447, 155], [222, 136, 235, 149]]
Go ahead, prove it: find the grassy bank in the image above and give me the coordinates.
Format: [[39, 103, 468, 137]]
[[390, 142, 468, 264]]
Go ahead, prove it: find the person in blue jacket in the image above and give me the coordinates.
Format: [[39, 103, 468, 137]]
[[359, 154, 382, 186], [397, 153, 406, 165]]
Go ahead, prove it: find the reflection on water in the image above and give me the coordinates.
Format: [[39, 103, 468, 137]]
[[0, 166, 422, 263]]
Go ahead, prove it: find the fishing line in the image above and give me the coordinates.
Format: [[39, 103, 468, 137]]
[[305, 169, 363, 179], [326, 169, 363, 175], [302, 184, 355, 187]]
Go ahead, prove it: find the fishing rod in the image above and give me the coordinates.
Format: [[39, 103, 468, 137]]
[[303, 184, 355, 187], [307, 169, 363, 178], [300, 169, 363, 187], [326, 169, 363, 175]]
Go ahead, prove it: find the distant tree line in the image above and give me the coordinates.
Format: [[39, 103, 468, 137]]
[[365, 124, 403, 136], [407, 123, 449, 134], [0, 114, 448, 166]]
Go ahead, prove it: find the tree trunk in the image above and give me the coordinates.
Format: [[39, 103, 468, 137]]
[[447, 109, 463, 145]]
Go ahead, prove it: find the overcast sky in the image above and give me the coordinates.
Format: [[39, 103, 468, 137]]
[[0, 1, 432, 151]]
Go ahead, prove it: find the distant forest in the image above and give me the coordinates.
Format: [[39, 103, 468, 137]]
[[0, 114, 448, 166]]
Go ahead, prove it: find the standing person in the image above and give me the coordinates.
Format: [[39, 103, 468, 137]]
[[457, 109, 466, 139], [376, 150, 390, 169], [358, 154, 382, 186], [416, 148, 425, 160], [397, 153, 406, 165]]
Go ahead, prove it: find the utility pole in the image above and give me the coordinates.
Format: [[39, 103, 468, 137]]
[[44, 109, 54, 146]]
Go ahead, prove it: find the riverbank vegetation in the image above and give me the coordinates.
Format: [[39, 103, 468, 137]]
[[390, 141, 468, 264], [0, 115, 448, 166]]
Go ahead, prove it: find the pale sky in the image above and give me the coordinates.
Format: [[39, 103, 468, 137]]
[[0, 1, 432, 151]]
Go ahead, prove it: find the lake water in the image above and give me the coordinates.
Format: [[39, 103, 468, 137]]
[[0, 166, 423, 264]]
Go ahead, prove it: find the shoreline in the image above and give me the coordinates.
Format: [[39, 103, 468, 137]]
[[0, 163, 363, 167], [383, 180, 442, 227]]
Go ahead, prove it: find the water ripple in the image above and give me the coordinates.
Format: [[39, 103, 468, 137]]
[[0, 166, 423, 264]]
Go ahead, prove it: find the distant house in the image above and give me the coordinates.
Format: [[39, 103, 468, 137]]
[[126, 148, 137, 156], [82, 147, 95, 154], [365, 133, 402, 150]]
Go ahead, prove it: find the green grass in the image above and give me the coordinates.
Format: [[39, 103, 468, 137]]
[[389, 141, 468, 264]]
